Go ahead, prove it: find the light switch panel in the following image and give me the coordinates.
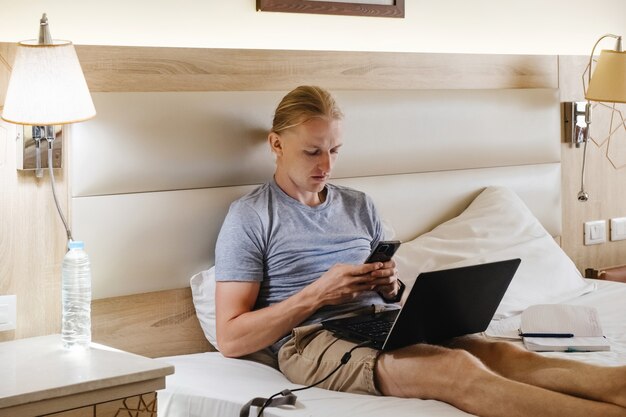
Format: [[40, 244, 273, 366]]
[[584, 220, 606, 245], [610, 217, 626, 241]]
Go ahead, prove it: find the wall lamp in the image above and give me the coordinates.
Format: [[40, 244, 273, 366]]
[[1, 13, 96, 239], [2, 14, 95, 179], [564, 34, 626, 202]]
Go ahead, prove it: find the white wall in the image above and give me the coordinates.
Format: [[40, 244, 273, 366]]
[[0, 1, 625, 55]]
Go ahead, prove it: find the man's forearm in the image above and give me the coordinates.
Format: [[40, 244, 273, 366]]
[[217, 285, 321, 357]]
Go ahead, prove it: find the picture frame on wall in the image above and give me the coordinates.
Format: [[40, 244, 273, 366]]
[[257, 0, 405, 18]]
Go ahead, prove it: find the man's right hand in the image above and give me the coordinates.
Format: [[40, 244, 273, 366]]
[[308, 262, 385, 306]]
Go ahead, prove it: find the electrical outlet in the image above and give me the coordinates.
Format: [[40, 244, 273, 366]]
[[0, 295, 17, 332], [610, 217, 626, 241], [584, 220, 606, 245]]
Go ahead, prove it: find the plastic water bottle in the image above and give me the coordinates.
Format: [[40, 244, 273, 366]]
[[61, 240, 92, 349]]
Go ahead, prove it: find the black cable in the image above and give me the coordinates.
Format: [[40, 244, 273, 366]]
[[254, 340, 372, 417]]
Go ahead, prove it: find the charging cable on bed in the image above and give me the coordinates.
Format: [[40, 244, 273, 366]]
[[239, 341, 372, 417]]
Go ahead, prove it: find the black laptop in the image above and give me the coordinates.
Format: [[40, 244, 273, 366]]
[[322, 258, 521, 351]]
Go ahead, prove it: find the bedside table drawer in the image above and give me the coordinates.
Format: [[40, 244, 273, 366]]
[[41, 393, 157, 417], [96, 393, 156, 417], [45, 408, 92, 417]]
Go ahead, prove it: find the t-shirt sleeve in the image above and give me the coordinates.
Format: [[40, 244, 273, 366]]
[[365, 194, 385, 249], [214, 200, 266, 282]]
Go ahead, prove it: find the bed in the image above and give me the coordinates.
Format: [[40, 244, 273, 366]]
[[61, 46, 626, 416], [156, 185, 626, 417], [159, 278, 626, 417]]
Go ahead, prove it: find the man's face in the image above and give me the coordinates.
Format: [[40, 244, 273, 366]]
[[270, 117, 343, 205]]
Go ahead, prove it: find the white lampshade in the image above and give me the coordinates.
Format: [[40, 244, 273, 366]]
[[585, 49, 626, 104], [1, 40, 96, 125]]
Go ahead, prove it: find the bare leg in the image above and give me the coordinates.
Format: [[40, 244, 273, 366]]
[[376, 343, 626, 417], [450, 336, 626, 408]]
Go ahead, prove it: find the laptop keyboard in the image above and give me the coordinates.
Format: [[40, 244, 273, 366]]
[[344, 317, 393, 339]]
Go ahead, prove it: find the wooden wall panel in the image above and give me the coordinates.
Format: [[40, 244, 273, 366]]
[[0, 43, 14, 110], [91, 288, 213, 358], [74, 45, 558, 92], [0, 42, 67, 342], [559, 55, 626, 273]]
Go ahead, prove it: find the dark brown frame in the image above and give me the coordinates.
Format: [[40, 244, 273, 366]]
[[257, 0, 404, 18]]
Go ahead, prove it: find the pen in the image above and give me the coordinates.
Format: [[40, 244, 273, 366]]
[[519, 332, 574, 338]]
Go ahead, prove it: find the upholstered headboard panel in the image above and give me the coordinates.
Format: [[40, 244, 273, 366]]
[[70, 88, 561, 299]]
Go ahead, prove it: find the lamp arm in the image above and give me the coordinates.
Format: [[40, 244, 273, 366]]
[[587, 34, 622, 92], [578, 138, 589, 201], [46, 133, 73, 242], [577, 33, 621, 202], [33, 126, 44, 178]]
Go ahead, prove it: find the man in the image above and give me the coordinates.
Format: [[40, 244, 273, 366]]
[[215, 85, 626, 417]]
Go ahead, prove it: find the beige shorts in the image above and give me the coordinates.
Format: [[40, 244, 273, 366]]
[[277, 323, 382, 395]]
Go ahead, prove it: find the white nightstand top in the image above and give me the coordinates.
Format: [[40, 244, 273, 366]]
[[0, 334, 174, 411]]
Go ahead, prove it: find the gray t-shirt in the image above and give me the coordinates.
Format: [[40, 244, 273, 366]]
[[215, 178, 387, 352]]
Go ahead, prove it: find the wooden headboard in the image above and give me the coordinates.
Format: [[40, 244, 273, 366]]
[[58, 46, 563, 357]]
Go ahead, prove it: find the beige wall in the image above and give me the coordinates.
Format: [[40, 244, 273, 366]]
[[0, 1, 625, 54], [1, 1, 625, 342]]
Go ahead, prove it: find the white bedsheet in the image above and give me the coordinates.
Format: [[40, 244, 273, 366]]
[[157, 280, 626, 417]]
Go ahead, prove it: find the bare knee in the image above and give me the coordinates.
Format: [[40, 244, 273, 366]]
[[486, 340, 528, 358], [451, 337, 535, 374], [477, 340, 538, 377], [376, 345, 490, 402], [444, 349, 492, 395], [439, 345, 488, 374]]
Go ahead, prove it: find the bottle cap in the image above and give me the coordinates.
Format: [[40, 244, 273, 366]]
[[68, 240, 84, 250]]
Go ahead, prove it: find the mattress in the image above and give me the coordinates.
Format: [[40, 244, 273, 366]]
[[157, 279, 626, 417]]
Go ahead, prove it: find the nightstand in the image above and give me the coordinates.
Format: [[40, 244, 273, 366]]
[[584, 265, 626, 283], [0, 334, 174, 417]]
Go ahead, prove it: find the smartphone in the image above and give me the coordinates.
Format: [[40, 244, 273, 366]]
[[364, 240, 401, 263]]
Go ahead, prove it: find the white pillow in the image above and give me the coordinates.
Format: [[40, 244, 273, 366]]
[[394, 186, 595, 319], [190, 267, 219, 350]]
